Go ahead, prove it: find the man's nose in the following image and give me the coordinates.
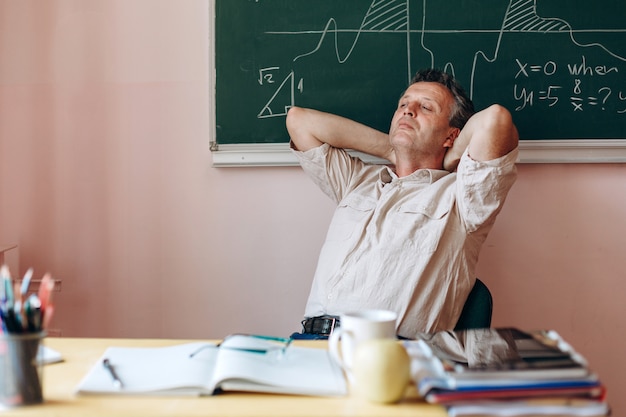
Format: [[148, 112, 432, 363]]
[[403, 104, 415, 117]]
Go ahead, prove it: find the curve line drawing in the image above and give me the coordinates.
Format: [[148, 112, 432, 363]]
[[259, 0, 625, 116], [463, 0, 626, 98], [293, 0, 410, 66]]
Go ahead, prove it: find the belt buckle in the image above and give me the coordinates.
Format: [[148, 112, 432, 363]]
[[301, 315, 339, 336], [321, 316, 337, 336]]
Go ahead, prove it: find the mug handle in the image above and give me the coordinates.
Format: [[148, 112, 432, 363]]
[[328, 327, 349, 372]]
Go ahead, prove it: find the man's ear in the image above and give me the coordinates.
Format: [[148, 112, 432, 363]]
[[443, 127, 461, 149], [443, 127, 465, 172], [443, 127, 461, 150]]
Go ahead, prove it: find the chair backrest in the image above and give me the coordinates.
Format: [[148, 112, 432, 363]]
[[454, 278, 493, 331]]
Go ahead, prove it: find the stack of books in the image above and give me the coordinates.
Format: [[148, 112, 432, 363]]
[[404, 328, 609, 416]]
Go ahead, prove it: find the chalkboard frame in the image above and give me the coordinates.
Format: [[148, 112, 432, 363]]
[[209, 0, 626, 167], [210, 140, 626, 167]]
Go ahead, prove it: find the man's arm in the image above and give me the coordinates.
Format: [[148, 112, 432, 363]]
[[286, 106, 395, 163], [443, 104, 519, 172]]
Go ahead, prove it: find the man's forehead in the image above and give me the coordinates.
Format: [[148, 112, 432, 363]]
[[403, 82, 453, 101]]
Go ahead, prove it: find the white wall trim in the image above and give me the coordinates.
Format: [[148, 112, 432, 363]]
[[210, 140, 626, 167]]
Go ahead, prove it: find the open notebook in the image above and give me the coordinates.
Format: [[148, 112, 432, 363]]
[[75, 335, 347, 397]]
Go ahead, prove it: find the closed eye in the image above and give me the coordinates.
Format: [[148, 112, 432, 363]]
[[421, 104, 432, 111]]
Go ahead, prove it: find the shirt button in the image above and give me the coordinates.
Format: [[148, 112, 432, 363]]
[[327, 293, 333, 300]]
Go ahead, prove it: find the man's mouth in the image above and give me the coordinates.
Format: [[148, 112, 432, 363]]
[[397, 120, 414, 130]]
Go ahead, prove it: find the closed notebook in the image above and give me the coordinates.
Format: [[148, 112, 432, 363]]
[[424, 381, 606, 404], [445, 398, 610, 417], [75, 335, 347, 397]]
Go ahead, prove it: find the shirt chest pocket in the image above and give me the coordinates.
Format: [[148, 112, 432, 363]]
[[325, 195, 376, 242], [392, 202, 452, 253]]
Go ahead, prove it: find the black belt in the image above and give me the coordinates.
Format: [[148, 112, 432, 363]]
[[301, 315, 341, 336]]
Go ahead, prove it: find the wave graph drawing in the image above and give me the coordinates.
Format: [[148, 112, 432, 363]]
[[467, 0, 626, 97], [293, 0, 411, 68], [258, 0, 625, 118]]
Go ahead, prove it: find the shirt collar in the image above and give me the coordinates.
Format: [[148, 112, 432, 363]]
[[379, 166, 449, 184]]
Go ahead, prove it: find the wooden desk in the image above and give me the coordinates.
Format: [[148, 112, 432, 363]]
[[2, 338, 447, 417]]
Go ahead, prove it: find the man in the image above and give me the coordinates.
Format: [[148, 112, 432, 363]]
[[286, 69, 518, 339]]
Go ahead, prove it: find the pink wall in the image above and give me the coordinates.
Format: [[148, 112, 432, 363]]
[[1, 0, 625, 413]]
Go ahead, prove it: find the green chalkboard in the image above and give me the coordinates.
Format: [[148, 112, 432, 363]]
[[214, 0, 626, 146]]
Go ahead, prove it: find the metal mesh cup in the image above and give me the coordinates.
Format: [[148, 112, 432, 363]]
[[0, 332, 45, 407]]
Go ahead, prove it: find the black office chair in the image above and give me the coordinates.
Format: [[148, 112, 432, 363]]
[[454, 278, 493, 331]]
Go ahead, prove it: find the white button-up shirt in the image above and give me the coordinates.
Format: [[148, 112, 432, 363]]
[[293, 143, 518, 338]]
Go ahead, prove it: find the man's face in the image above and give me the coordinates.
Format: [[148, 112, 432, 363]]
[[388, 82, 458, 156]]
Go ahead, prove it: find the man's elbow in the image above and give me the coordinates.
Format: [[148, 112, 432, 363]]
[[484, 104, 519, 149], [286, 106, 302, 138], [286, 106, 322, 152]]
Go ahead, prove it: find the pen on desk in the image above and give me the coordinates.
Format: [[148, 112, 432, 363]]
[[103, 358, 124, 389]]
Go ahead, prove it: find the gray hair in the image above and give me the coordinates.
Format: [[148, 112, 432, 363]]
[[410, 69, 475, 129]]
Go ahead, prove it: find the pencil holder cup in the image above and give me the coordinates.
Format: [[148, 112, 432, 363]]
[[0, 332, 45, 407]]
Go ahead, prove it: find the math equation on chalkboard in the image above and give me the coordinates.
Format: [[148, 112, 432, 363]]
[[215, 0, 626, 144]]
